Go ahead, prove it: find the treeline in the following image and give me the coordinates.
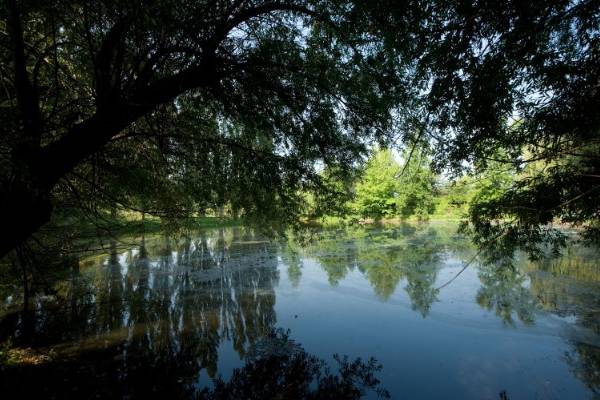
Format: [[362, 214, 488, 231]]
[[304, 147, 516, 223]]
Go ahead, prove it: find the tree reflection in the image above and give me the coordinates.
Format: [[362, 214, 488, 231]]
[[280, 245, 303, 288], [474, 241, 600, 394], [202, 329, 389, 400], [1, 328, 389, 399], [475, 261, 537, 326], [565, 342, 600, 396], [302, 224, 600, 396], [524, 247, 600, 395], [2, 224, 600, 398], [0, 229, 281, 397], [308, 229, 359, 286], [305, 226, 444, 316]]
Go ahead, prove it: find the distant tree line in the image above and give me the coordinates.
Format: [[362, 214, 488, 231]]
[[305, 146, 517, 224]]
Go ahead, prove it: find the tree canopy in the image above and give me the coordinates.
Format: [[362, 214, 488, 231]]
[[350, 147, 436, 220], [353, 149, 402, 219], [1, 0, 413, 256], [1, 0, 599, 258]]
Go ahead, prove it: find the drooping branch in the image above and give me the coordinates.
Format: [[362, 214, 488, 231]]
[[212, 2, 327, 46], [31, 3, 331, 190], [0, 2, 345, 260]]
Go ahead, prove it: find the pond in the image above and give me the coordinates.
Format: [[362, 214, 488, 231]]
[[1, 223, 599, 399]]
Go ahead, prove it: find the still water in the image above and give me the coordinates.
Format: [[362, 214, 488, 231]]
[[1, 223, 599, 399]]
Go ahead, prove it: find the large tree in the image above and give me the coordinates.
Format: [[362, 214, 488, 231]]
[[0, 0, 415, 257], [353, 149, 402, 219]]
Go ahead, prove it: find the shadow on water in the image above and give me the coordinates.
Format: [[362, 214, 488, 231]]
[[1, 327, 390, 399], [1, 224, 600, 399]]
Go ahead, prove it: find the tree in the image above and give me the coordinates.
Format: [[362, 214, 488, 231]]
[[441, 176, 474, 216], [396, 147, 437, 220], [353, 148, 401, 219], [306, 165, 357, 219], [351, 147, 437, 221], [0, 0, 411, 258], [401, 0, 600, 252]]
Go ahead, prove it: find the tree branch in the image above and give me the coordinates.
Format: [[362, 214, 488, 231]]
[[6, 0, 42, 149]]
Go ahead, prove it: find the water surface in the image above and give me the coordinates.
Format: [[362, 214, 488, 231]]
[[1, 223, 599, 399]]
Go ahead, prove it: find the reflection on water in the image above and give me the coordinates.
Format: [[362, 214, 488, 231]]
[[300, 226, 445, 315], [0, 223, 599, 399], [476, 263, 537, 326]]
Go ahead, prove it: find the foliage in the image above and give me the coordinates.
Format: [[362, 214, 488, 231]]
[[353, 149, 401, 219], [395, 147, 437, 220], [335, 147, 438, 221], [308, 165, 357, 219], [1, 0, 600, 260], [406, 0, 600, 250], [0, 0, 414, 257]]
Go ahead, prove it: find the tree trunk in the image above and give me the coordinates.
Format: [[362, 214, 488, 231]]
[[0, 107, 145, 259], [0, 183, 53, 259]]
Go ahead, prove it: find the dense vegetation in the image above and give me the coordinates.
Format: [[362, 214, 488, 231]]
[[1, 0, 599, 261], [304, 147, 515, 224]]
